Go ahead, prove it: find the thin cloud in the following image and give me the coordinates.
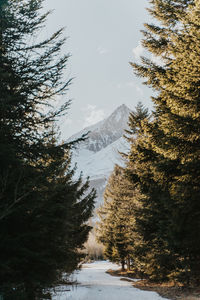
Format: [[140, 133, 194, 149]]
[[117, 81, 144, 95], [126, 81, 135, 88], [83, 105, 106, 127], [117, 81, 137, 89], [136, 85, 144, 96], [132, 41, 144, 61], [63, 118, 72, 125], [97, 46, 109, 55]]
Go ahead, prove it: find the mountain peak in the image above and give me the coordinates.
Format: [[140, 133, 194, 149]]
[[70, 105, 131, 209], [116, 103, 129, 110], [69, 104, 131, 153], [108, 104, 130, 122], [111, 104, 130, 114]]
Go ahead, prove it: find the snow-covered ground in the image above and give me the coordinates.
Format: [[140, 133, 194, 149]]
[[52, 261, 170, 300]]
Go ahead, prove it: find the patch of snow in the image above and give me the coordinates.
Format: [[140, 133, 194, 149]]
[[72, 137, 129, 180], [52, 261, 170, 300]]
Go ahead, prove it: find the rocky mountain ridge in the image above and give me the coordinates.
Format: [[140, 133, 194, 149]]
[[69, 104, 131, 153], [69, 104, 131, 209]]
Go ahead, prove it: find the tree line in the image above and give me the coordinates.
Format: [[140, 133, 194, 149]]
[[97, 0, 200, 285], [0, 1, 95, 299]]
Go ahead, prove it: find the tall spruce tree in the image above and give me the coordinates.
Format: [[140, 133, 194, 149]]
[[0, 1, 95, 299], [97, 163, 144, 271], [123, 102, 152, 275], [97, 165, 132, 270], [129, 0, 200, 283]]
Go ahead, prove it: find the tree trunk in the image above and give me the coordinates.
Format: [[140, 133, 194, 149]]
[[127, 256, 131, 271], [121, 260, 125, 271]]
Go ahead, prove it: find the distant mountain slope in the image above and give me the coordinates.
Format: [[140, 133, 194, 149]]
[[69, 104, 131, 153], [73, 137, 129, 180], [69, 104, 131, 209]]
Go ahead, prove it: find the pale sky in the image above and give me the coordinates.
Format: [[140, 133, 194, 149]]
[[43, 0, 153, 138]]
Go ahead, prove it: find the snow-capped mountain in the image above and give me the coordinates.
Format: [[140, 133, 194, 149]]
[[69, 104, 131, 210], [69, 104, 131, 153]]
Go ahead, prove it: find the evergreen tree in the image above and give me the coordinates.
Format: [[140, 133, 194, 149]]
[[129, 0, 200, 283], [97, 164, 138, 271], [0, 1, 95, 299], [125, 101, 149, 137], [97, 165, 128, 270]]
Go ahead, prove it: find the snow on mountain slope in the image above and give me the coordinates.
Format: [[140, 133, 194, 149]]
[[74, 137, 129, 180], [69, 104, 131, 153], [69, 104, 131, 208]]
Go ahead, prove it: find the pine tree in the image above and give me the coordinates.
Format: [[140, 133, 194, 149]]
[[125, 101, 149, 138], [97, 165, 137, 271], [123, 102, 160, 277], [97, 165, 126, 270], [0, 1, 95, 299], [129, 0, 200, 283]]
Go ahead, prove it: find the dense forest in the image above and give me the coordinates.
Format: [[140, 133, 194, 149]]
[[97, 0, 200, 285], [1, 0, 200, 299], [0, 0, 95, 299]]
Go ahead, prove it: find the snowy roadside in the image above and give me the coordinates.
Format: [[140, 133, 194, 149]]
[[52, 261, 170, 300]]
